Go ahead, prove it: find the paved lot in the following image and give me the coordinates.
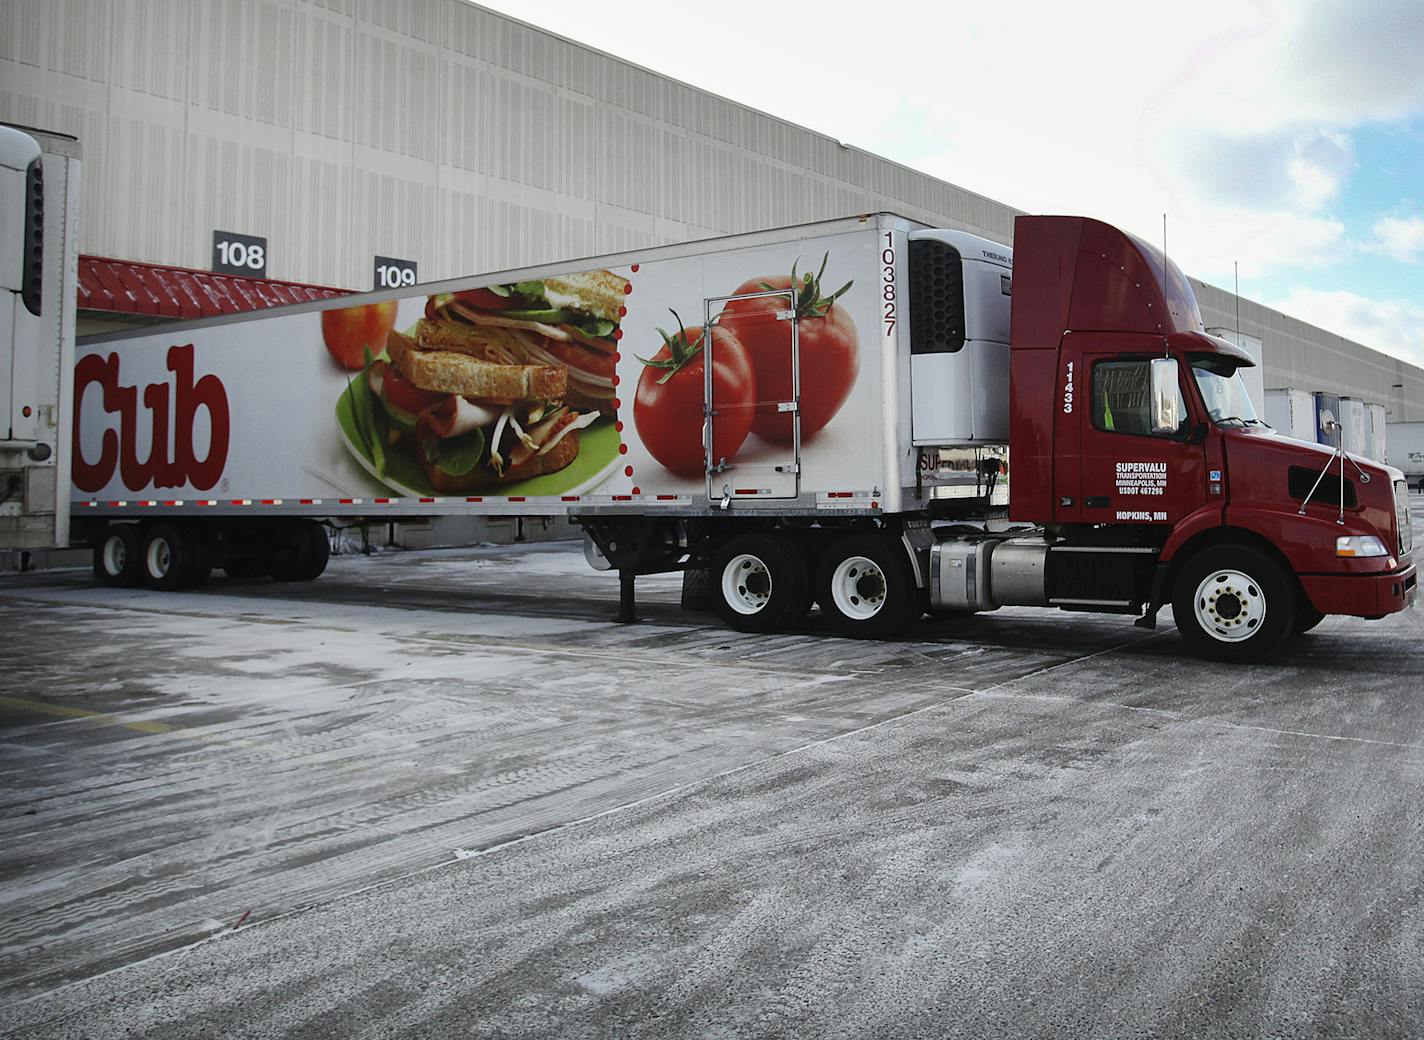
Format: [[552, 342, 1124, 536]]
[[2, 502, 1422, 1038]]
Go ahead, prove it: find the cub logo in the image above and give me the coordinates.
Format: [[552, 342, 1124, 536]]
[[73, 344, 230, 493]]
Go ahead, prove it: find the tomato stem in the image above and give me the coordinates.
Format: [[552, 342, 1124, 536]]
[[636, 309, 705, 385], [751, 252, 853, 319]]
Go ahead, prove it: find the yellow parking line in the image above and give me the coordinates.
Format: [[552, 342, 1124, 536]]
[[0, 695, 176, 736]]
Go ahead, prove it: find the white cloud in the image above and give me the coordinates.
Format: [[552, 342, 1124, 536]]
[[1368, 215, 1424, 262], [481, 0, 1424, 294], [1263, 287, 1424, 368]]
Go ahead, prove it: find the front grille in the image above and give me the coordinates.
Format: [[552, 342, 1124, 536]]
[[1397, 480, 1413, 556]]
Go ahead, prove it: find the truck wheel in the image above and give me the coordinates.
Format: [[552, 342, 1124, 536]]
[[1171, 545, 1297, 662], [141, 523, 193, 592], [300, 521, 330, 580], [1295, 599, 1325, 634], [816, 533, 917, 639], [93, 525, 143, 587], [712, 532, 809, 633]]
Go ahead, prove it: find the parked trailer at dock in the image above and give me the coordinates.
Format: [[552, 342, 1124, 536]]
[[2, 124, 1415, 662]]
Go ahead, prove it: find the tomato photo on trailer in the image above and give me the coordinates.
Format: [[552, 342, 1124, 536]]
[[720, 254, 858, 443], [634, 312, 757, 477]]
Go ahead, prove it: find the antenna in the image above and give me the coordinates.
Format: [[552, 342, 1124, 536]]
[[1161, 213, 1170, 357], [1234, 261, 1241, 348]]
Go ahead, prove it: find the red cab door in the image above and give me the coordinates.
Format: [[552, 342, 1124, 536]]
[[1072, 351, 1209, 529]]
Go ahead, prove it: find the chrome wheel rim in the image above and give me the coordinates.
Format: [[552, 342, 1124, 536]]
[[722, 553, 772, 615], [831, 555, 886, 620], [1193, 568, 1266, 642]]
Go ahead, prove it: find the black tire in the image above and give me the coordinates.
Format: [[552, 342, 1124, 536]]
[[1295, 597, 1325, 633], [141, 523, 193, 592], [1170, 545, 1297, 663], [93, 525, 144, 587], [183, 527, 213, 589], [815, 533, 918, 639], [268, 522, 313, 582], [784, 540, 818, 626], [223, 558, 269, 580], [711, 532, 810, 633], [300, 521, 330, 580]]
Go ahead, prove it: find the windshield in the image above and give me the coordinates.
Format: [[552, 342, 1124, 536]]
[[1191, 357, 1260, 426]]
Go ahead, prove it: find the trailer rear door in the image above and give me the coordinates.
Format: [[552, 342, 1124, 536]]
[[705, 288, 800, 500]]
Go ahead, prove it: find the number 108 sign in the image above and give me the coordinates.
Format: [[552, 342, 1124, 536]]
[[212, 231, 267, 277]]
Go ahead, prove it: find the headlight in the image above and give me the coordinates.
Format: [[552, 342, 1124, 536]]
[[1336, 535, 1389, 558]]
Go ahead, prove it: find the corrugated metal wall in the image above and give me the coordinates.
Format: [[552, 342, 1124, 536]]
[[1196, 284, 1423, 422], [1, 0, 1419, 419]]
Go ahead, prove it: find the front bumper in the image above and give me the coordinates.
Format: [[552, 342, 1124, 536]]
[[1301, 561, 1417, 618]]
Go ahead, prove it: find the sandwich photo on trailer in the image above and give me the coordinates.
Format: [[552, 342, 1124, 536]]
[[335, 269, 627, 497], [421, 271, 623, 413]]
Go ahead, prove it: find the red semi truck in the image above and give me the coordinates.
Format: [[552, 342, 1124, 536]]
[[3, 125, 1414, 661]]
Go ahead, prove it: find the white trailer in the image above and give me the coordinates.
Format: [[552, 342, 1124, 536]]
[[1366, 404, 1387, 462], [1207, 329, 1264, 415], [1339, 398, 1367, 456], [1263, 388, 1315, 441], [68, 213, 1028, 631], [1388, 421, 1424, 492], [0, 125, 80, 559]]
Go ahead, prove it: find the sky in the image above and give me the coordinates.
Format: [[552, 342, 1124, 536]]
[[480, 0, 1424, 369]]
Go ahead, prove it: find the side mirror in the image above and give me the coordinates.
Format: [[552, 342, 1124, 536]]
[[1150, 357, 1181, 434]]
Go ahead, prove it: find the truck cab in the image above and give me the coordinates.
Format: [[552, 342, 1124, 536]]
[[1003, 215, 1415, 659]]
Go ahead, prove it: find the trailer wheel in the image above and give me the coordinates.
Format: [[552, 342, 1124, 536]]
[[301, 521, 331, 580], [223, 558, 269, 580], [93, 525, 144, 587], [712, 532, 809, 633], [141, 523, 194, 592], [184, 528, 213, 589], [816, 533, 917, 639], [785, 540, 819, 625], [268, 522, 312, 582], [1171, 545, 1297, 662]]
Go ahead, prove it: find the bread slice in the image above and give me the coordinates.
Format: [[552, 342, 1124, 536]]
[[388, 330, 565, 401], [421, 429, 582, 492], [412, 318, 534, 365], [541, 270, 625, 323]]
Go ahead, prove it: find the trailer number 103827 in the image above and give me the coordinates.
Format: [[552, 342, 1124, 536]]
[[882, 232, 897, 337]]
